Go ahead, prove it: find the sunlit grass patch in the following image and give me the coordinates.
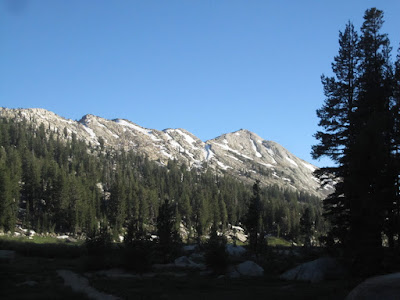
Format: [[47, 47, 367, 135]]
[[267, 236, 292, 247]]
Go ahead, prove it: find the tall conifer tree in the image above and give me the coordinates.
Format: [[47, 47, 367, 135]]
[[312, 21, 359, 244], [313, 8, 398, 274]]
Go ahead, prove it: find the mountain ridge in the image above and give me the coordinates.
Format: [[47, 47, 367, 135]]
[[0, 107, 333, 198]]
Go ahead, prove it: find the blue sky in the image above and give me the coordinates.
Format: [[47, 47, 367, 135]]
[[1, 1, 399, 167]]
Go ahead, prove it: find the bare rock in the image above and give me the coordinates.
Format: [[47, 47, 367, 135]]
[[346, 272, 400, 300], [280, 257, 347, 283], [235, 261, 264, 277], [174, 256, 206, 270], [226, 244, 246, 257]]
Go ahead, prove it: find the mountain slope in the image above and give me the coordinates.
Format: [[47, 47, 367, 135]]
[[0, 107, 332, 198]]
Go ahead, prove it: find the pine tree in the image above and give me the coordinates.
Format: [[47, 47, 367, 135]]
[[108, 170, 127, 232], [312, 21, 359, 245], [300, 207, 315, 247], [0, 151, 16, 232], [313, 8, 398, 274], [348, 8, 394, 274], [389, 48, 400, 246], [244, 180, 264, 252], [157, 197, 180, 262]]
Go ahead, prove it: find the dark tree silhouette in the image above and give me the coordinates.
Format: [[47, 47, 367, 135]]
[[244, 180, 264, 253], [313, 8, 399, 275]]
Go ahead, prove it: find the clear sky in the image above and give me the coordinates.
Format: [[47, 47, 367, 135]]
[[1, 1, 399, 167]]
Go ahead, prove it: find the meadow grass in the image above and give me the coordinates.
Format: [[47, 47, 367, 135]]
[[267, 236, 292, 247], [0, 236, 358, 299]]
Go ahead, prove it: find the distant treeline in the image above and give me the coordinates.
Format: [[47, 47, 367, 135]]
[[0, 117, 325, 242]]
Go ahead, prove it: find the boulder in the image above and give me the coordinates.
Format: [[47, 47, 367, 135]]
[[226, 244, 246, 257], [227, 269, 241, 278], [226, 225, 248, 243], [16, 281, 38, 287], [189, 252, 205, 261], [236, 261, 264, 277], [346, 272, 400, 300], [182, 244, 198, 253], [280, 257, 347, 283], [95, 268, 139, 279], [152, 263, 175, 270], [174, 256, 206, 270]]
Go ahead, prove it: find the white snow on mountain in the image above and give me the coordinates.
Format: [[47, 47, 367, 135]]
[[0, 107, 332, 198], [250, 138, 262, 158], [302, 162, 316, 172], [286, 156, 298, 167], [82, 125, 97, 139]]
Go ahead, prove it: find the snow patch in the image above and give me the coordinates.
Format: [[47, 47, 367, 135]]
[[240, 153, 253, 160], [260, 163, 274, 168], [175, 129, 197, 146], [161, 150, 174, 159], [286, 156, 298, 167], [204, 144, 215, 161], [150, 134, 162, 142], [250, 139, 262, 158], [265, 146, 274, 156], [213, 142, 254, 161], [82, 126, 96, 139], [169, 140, 184, 152], [216, 161, 232, 170], [213, 142, 231, 151], [115, 119, 161, 141], [116, 119, 150, 135], [226, 154, 241, 162], [302, 162, 316, 172]]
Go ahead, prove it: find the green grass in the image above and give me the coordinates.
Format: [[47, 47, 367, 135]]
[[0, 236, 85, 259], [267, 236, 292, 247], [228, 236, 292, 247], [0, 253, 90, 299], [0, 235, 84, 245], [0, 237, 360, 300]]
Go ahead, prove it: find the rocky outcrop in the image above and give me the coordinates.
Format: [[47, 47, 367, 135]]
[[346, 272, 400, 300], [228, 261, 264, 277], [280, 257, 347, 283], [226, 244, 246, 257]]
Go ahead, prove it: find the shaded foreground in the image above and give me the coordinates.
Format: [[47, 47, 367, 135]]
[[0, 238, 359, 300]]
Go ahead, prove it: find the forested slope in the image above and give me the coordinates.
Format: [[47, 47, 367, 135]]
[[0, 117, 325, 242]]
